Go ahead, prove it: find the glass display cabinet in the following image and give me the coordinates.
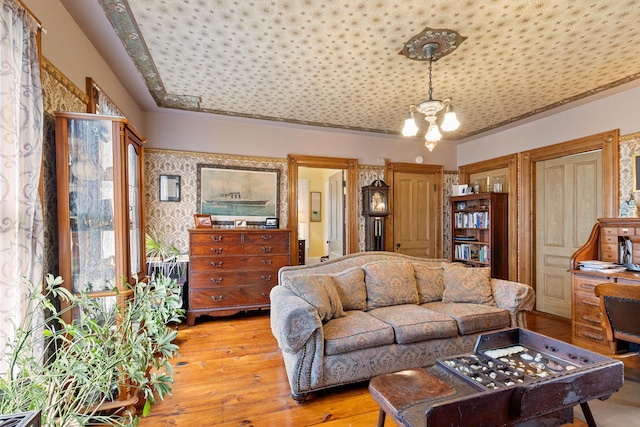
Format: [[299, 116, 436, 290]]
[[55, 112, 146, 323]]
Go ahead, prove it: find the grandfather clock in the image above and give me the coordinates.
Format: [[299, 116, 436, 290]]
[[362, 180, 390, 251]]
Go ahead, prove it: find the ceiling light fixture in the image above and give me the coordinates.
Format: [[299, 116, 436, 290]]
[[400, 28, 466, 152]]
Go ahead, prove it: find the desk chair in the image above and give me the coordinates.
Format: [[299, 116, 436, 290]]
[[594, 283, 640, 369]]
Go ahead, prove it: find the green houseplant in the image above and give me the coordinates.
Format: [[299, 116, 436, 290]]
[[0, 273, 184, 426]]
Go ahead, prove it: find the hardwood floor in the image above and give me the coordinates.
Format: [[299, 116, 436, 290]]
[[138, 311, 586, 426]]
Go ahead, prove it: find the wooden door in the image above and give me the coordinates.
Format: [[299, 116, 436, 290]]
[[392, 171, 437, 257], [327, 170, 344, 259], [535, 151, 602, 318]]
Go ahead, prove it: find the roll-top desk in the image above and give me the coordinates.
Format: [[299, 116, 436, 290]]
[[187, 228, 291, 325], [570, 218, 640, 354]]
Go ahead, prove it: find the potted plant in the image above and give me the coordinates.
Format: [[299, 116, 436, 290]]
[[0, 274, 183, 426]]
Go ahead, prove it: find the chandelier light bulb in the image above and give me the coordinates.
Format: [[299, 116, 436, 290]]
[[441, 104, 460, 132], [425, 118, 441, 143], [402, 112, 419, 137]]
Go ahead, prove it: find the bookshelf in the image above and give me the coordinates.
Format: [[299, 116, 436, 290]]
[[450, 192, 508, 279]]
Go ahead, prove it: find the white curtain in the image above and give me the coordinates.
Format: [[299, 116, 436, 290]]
[[0, 0, 44, 373]]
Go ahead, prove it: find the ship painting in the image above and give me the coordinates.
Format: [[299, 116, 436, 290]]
[[198, 165, 279, 218]]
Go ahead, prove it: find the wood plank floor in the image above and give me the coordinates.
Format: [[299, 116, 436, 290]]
[[138, 311, 587, 426]]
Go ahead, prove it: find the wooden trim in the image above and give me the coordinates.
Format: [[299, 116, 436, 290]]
[[457, 154, 518, 280], [519, 130, 619, 287], [287, 155, 359, 264], [384, 161, 444, 256]]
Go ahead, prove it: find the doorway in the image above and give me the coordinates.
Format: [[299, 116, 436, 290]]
[[385, 162, 444, 258], [298, 167, 344, 263], [287, 155, 359, 265], [535, 151, 603, 318], [519, 130, 619, 308]]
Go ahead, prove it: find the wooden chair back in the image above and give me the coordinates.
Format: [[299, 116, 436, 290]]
[[595, 283, 640, 368]]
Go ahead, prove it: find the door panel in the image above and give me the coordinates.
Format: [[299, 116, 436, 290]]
[[535, 151, 602, 318], [327, 171, 344, 259], [393, 171, 436, 257]]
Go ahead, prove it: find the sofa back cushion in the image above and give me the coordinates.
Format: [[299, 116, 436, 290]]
[[442, 265, 495, 306], [363, 261, 419, 310], [414, 265, 444, 303], [330, 266, 367, 311], [283, 275, 346, 322]]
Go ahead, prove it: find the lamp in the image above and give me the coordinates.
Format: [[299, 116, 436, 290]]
[[400, 28, 466, 151]]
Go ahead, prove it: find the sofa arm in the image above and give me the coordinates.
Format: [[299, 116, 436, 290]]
[[492, 277, 535, 309], [270, 285, 322, 354]]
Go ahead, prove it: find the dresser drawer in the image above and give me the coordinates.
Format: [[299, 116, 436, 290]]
[[244, 231, 289, 244], [572, 274, 612, 294], [573, 294, 602, 327], [189, 284, 273, 309], [244, 243, 290, 256], [190, 232, 243, 245], [190, 255, 289, 271], [189, 244, 245, 256], [574, 323, 608, 346], [189, 271, 245, 289]]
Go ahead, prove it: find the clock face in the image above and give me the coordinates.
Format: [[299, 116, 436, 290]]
[[371, 191, 386, 212]]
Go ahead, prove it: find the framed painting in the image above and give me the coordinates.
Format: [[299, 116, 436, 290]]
[[197, 164, 280, 223], [634, 154, 640, 192]]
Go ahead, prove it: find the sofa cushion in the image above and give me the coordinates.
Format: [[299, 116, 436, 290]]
[[442, 265, 495, 306], [363, 261, 419, 309], [368, 304, 458, 344], [283, 275, 346, 322], [323, 311, 395, 356], [414, 265, 444, 303], [422, 301, 511, 335], [331, 266, 366, 311]]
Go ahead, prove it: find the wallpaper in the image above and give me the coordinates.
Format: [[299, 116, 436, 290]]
[[144, 150, 289, 253], [619, 132, 640, 216]]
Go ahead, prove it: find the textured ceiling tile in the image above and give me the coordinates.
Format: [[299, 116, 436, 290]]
[[100, 0, 640, 140]]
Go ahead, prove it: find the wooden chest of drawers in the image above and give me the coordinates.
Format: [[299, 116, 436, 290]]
[[187, 228, 291, 325]]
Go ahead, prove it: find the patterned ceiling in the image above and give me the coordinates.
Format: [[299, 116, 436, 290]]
[[98, 0, 640, 141]]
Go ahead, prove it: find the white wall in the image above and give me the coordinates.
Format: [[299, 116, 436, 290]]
[[457, 81, 640, 165], [144, 109, 459, 169], [25, 0, 146, 129]]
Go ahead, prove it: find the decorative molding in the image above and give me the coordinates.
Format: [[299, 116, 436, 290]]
[[42, 56, 89, 105]]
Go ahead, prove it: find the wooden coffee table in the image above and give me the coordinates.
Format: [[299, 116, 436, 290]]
[[369, 329, 623, 427]]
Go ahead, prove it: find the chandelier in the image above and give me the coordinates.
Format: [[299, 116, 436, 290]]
[[400, 28, 466, 151]]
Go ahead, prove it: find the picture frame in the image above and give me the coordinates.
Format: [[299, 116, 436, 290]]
[[310, 192, 321, 222], [265, 217, 279, 229], [234, 219, 247, 229], [197, 164, 280, 223], [193, 214, 212, 228], [159, 174, 181, 202]]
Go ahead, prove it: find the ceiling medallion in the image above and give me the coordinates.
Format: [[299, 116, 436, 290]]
[[400, 27, 466, 151], [399, 27, 467, 62]]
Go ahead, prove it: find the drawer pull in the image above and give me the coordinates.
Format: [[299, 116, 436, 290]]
[[261, 246, 273, 253], [211, 247, 223, 254], [581, 331, 604, 341], [261, 235, 274, 240], [261, 275, 272, 281], [580, 315, 601, 324], [210, 235, 223, 242], [261, 292, 269, 299], [261, 259, 273, 265], [211, 295, 223, 302], [579, 283, 596, 291], [210, 261, 223, 268], [210, 277, 223, 284], [580, 298, 599, 307]]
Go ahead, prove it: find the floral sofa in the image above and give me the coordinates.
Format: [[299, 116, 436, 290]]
[[269, 252, 535, 401]]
